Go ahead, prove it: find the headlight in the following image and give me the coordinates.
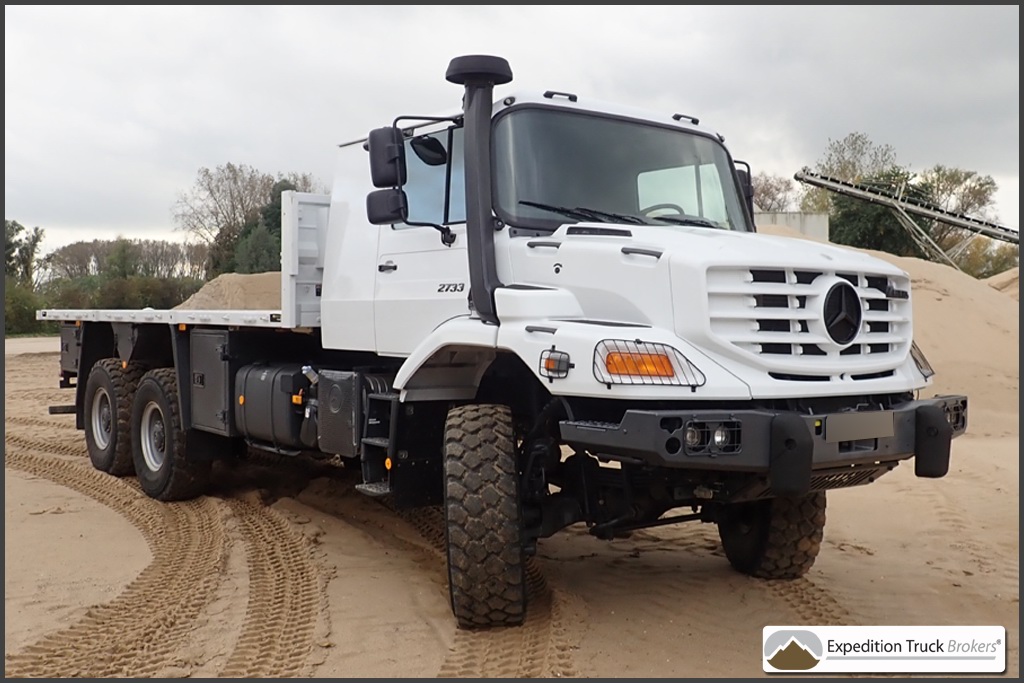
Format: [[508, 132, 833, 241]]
[[593, 340, 705, 387]]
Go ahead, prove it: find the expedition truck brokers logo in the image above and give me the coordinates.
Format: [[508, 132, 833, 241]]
[[763, 626, 1006, 674], [764, 630, 822, 670]]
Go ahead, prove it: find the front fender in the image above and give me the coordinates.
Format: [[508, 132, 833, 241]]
[[393, 317, 498, 401]]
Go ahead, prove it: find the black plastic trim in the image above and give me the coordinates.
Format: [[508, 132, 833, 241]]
[[566, 226, 632, 237], [621, 246, 663, 259], [558, 396, 967, 476]]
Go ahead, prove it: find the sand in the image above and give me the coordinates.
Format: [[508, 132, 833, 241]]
[[174, 272, 282, 310], [986, 266, 1019, 300], [4, 232, 1019, 677]]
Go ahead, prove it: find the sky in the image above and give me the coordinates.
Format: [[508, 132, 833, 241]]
[[5, 5, 1019, 256]]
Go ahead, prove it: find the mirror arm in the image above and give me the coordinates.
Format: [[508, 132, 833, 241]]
[[438, 226, 456, 247], [402, 217, 457, 247]]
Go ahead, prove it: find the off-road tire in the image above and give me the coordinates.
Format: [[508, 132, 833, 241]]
[[84, 358, 146, 476], [131, 368, 211, 501], [443, 404, 527, 629], [717, 492, 826, 579]]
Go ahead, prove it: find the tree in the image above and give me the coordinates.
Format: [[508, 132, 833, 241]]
[[800, 132, 898, 213], [173, 163, 276, 246], [920, 165, 998, 219], [5, 220, 45, 286], [16, 226, 45, 286], [5, 219, 24, 273], [5, 218, 49, 333], [829, 167, 930, 258], [45, 238, 210, 281], [917, 164, 1001, 254], [106, 238, 141, 280], [231, 178, 300, 274], [951, 239, 1018, 279], [174, 164, 321, 277], [181, 242, 210, 280], [752, 172, 797, 212], [43, 240, 97, 279], [4, 275, 47, 334], [235, 222, 280, 273]]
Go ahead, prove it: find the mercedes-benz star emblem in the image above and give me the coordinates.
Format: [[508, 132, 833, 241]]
[[823, 282, 862, 344]]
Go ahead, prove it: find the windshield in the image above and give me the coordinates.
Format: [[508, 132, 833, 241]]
[[493, 107, 750, 232]]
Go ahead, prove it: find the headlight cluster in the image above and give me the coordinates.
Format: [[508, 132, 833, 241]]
[[593, 340, 706, 388]]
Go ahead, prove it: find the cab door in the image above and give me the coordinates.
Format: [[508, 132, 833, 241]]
[[373, 126, 470, 356], [373, 225, 469, 356]]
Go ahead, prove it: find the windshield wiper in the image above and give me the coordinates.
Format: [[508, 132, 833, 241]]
[[519, 200, 647, 226], [574, 207, 648, 225], [650, 215, 723, 229]]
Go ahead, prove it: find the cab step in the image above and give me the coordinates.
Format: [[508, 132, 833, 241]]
[[355, 481, 392, 498]]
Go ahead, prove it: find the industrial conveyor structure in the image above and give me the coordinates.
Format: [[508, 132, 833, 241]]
[[794, 168, 1019, 271]]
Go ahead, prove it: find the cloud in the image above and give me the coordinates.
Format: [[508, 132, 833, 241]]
[[4, 5, 1019, 255]]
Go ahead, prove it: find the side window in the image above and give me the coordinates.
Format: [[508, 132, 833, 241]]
[[637, 163, 728, 223], [400, 127, 465, 228]]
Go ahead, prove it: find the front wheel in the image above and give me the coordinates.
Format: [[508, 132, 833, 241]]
[[443, 403, 527, 629], [131, 368, 210, 501], [717, 492, 826, 579]]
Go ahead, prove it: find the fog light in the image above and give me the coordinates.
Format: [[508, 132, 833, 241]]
[[684, 426, 701, 448], [713, 425, 730, 447]]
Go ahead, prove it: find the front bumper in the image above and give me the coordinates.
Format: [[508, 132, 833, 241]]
[[559, 395, 968, 496]]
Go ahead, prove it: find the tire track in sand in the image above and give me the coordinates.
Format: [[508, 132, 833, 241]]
[[5, 415, 78, 431], [395, 507, 580, 678], [595, 520, 852, 625], [292, 474, 582, 677], [901, 478, 1018, 595], [5, 431, 90, 458], [219, 455, 582, 678], [6, 388, 71, 404], [540, 524, 782, 676], [763, 577, 853, 625], [437, 559, 581, 678], [3, 446, 226, 678], [217, 498, 323, 678]]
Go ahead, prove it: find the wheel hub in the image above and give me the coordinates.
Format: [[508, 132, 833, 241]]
[[140, 402, 168, 471], [91, 387, 113, 450]]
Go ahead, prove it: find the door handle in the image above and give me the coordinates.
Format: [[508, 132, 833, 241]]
[[377, 262, 398, 272]]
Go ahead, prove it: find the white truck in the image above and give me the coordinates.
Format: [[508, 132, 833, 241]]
[[38, 55, 967, 629]]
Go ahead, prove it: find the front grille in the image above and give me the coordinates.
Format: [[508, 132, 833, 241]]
[[707, 266, 912, 379]]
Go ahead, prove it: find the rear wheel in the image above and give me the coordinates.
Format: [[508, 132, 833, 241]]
[[717, 492, 826, 579], [443, 403, 527, 629], [131, 368, 210, 501], [84, 359, 146, 476]]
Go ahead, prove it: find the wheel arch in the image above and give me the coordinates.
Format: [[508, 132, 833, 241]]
[[393, 317, 498, 402]]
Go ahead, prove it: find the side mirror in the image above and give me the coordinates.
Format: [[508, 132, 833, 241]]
[[410, 135, 448, 166], [367, 127, 407, 188], [366, 188, 408, 225], [735, 162, 755, 220]]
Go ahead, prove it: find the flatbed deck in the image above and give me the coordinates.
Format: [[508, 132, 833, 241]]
[[37, 308, 287, 328]]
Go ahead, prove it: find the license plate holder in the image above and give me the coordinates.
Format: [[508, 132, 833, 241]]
[[825, 411, 895, 443]]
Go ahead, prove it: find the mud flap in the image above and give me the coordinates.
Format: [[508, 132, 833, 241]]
[[769, 412, 814, 496], [914, 404, 952, 478]]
